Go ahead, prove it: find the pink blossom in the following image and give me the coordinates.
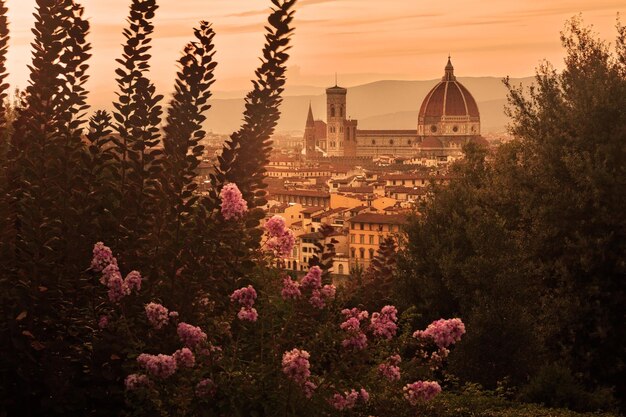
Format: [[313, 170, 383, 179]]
[[342, 307, 369, 321], [196, 378, 216, 397], [91, 242, 117, 272], [282, 348, 311, 385], [301, 266, 322, 290], [177, 322, 207, 348], [124, 373, 151, 391], [145, 302, 169, 329], [360, 388, 370, 402], [370, 305, 398, 340], [169, 311, 179, 319], [230, 285, 257, 308], [267, 229, 296, 257], [237, 307, 258, 322], [101, 263, 121, 286], [340, 317, 368, 350], [137, 354, 178, 379], [413, 318, 465, 348], [124, 270, 142, 293], [173, 347, 196, 368], [220, 183, 248, 220], [329, 389, 362, 410], [303, 381, 317, 399], [107, 274, 129, 303], [309, 290, 325, 309], [281, 276, 302, 300], [378, 355, 402, 381], [98, 315, 109, 329], [403, 380, 442, 405], [265, 215, 287, 237], [320, 284, 336, 300]]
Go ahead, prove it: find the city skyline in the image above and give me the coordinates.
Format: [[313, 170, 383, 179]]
[[3, 0, 623, 104]]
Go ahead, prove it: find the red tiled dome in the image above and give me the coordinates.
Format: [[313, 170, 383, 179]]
[[418, 58, 479, 120]]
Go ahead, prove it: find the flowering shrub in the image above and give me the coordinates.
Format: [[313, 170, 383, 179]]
[[265, 215, 297, 257], [219, 183, 248, 220], [86, 198, 466, 417]]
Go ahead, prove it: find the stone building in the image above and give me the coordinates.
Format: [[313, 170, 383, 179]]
[[303, 58, 487, 159]]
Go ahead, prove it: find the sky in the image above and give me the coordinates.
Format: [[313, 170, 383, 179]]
[[3, 0, 624, 105]]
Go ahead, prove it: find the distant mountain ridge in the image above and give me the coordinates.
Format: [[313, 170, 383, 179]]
[[204, 77, 535, 135]]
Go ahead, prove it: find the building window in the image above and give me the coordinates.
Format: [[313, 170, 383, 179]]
[[452, 125, 459, 132], [359, 234, 364, 244], [430, 125, 437, 133], [359, 223, 364, 230], [351, 248, 356, 258], [359, 248, 365, 258], [340, 106, 344, 117], [350, 234, 355, 243], [389, 139, 394, 145], [331, 105, 335, 117], [338, 264, 344, 274], [371, 139, 376, 145], [369, 248, 375, 259], [369, 235, 374, 245]]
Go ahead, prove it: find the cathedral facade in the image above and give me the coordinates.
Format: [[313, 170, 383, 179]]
[[303, 58, 487, 159]]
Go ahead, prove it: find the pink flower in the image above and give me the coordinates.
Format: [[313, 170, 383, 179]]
[[403, 380, 442, 405], [169, 311, 179, 319], [320, 284, 336, 299], [267, 229, 296, 257], [98, 315, 109, 329], [303, 381, 317, 399], [196, 378, 216, 397], [230, 285, 257, 308], [173, 347, 195, 368], [177, 323, 207, 348], [282, 348, 311, 385], [265, 215, 287, 237], [340, 317, 368, 350], [137, 354, 178, 379], [329, 389, 365, 410], [107, 274, 129, 303], [101, 263, 121, 286], [281, 276, 302, 300], [91, 242, 117, 272], [124, 373, 151, 391], [237, 307, 258, 322], [413, 318, 465, 348], [379, 355, 402, 381], [309, 290, 325, 309], [301, 266, 322, 290], [145, 302, 169, 329], [342, 307, 369, 321], [370, 305, 398, 340], [124, 270, 142, 293], [220, 183, 248, 220]]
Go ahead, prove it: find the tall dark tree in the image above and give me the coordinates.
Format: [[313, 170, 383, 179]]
[[0, 0, 8, 130], [111, 0, 163, 266], [211, 0, 296, 248]]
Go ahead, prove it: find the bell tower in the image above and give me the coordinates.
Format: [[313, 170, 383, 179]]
[[326, 82, 347, 157], [303, 103, 316, 158]]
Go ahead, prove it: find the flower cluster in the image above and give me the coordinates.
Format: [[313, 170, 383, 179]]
[[91, 242, 142, 303], [413, 318, 465, 348], [378, 354, 402, 381], [370, 305, 398, 340], [403, 381, 442, 405], [230, 285, 258, 322], [265, 215, 296, 257], [196, 378, 217, 397], [91, 242, 117, 272], [329, 388, 369, 410], [281, 348, 311, 384], [340, 308, 369, 350], [125, 373, 151, 391], [281, 276, 301, 300], [145, 302, 171, 329], [177, 322, 207, 348], [219, 183, 248, 220], [137, 353, 178, 379], [173, 347, 196, 368]]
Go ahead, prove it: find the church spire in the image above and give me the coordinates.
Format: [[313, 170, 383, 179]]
[[443, 55, 456, 81], [306, 102, 315, 127]]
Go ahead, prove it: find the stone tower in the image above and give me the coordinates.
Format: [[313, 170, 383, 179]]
[[303, 103, 316, 156], [326, 82, 358, 157]]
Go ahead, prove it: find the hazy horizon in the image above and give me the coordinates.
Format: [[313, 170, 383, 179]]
[[3, 0, 623, 108]]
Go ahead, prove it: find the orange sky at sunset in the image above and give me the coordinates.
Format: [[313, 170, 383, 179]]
[[3, 0, 624, 106]]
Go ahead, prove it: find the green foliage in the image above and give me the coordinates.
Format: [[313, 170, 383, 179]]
[[395, 16, 625, 411]]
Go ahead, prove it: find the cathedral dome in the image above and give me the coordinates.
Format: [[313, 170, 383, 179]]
[[417, 58, 480, 137]]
